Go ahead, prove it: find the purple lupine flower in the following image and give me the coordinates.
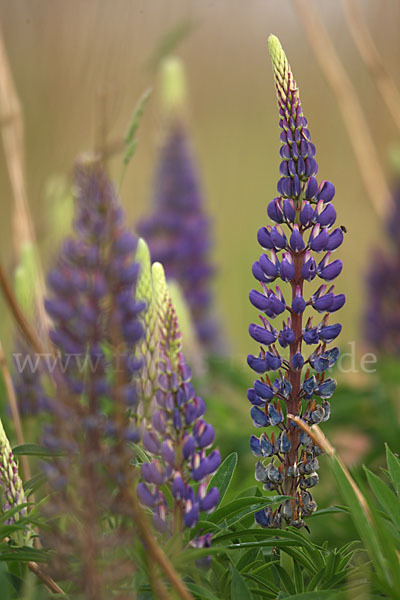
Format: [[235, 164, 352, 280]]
[[44, 157, 144, 438], [248, 36, 345, 529], [39, 158, 147, 596], [12, 341, 51, 415], [138, 263, 220, 536], [365, 180, 400, 353], [137, 95, 219, 352]]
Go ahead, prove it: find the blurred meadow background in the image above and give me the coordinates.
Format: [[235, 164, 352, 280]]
[[1, 0, 400, 549]]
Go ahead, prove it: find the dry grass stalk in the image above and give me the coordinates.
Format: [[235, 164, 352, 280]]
[[288, 414, 374, 523], [291, 0, 393, 218], [341, 0, 400, 135], [0, 26, 49, 334], [0, 262, 46, 357]]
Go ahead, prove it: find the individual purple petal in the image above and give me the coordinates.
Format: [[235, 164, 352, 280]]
[[325, 228, 344, 251], [199, 487, 219, 512], [317, 180, 335, 203], [249, 324, 277, 346], [290, 225, 305, 252]]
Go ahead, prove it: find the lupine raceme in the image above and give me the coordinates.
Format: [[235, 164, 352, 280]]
[[137, 262, 220, 537], [41, 157, 145, 598], [137, 57, 219, 353], [135, 238, 160, 428], [247, 36, 345, 529], [365, 180, 400, 353], [44, 156, 144, 441]]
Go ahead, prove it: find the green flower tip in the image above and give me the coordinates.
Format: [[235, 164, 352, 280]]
[[136, 238, 151, 272], [267, 34, 295, 100], [267, 34, 284, 64], [160, 56, 187, 112], [136, 238, 153, 305], [152, 262, 168, 306]]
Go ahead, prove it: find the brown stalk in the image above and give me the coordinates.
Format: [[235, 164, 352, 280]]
[[27, 561, 65, 595], [291, 0, 392, 218], [0, 25, 49, 335], [0, 262, 46, 356], [131, 491, 194, 600], [147, 557, 172, 600], [341, 0, 400, 135]]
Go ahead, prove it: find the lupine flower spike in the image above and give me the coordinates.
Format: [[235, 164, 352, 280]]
[[365, 180, 400, 353], [42, 157, 145, 597], [135, 238, 160, 427], [45, 156, 144, 429], [137, 57, 220, 352], [247, 35, 345, 529], [0, 417, 29, 545], [138, 262, 220, 539]]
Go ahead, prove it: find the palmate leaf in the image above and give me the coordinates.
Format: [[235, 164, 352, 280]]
[[310, 428, 400, 598]]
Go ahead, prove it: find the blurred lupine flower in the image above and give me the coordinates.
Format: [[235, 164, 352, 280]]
[[365, 180, 400, 353], [44, 156, 144, 429], [247, 36, 345, 529], [0, 417, 29, 544], [12, 344, 51, 416], [137, 57, 219, 353], [137, 262, 220, 537], [41, 157, 145, 597]]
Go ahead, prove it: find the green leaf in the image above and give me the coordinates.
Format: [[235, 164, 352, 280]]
[[0, 544, 50, 563], [364, 466, 400, 528], [231, 566, 252, 600], [0, 563, 11, 600], [12, 444, 63, 457], [24, 472, 47, 495], [386, 444, 400, 497], [308, 506, 348, 518], [272, 564, 296, 595], [293, 558, 304, 593], [280, 593, 344, 600], [208, 496, 288, 525], [213, 527, 316, 550], [208, 452, 238, 505], [235, 548, 259, 571], [186, 583, 221, 600]]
